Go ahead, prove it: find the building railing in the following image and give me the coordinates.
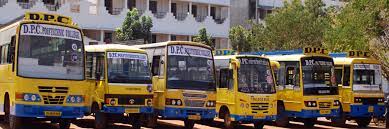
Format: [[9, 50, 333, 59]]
[[18, 0, 37, 9], [0, 0, 7, 7], [214, 17, 226, 24], [153, 12, 167, 19], [195, 15, 207, 22], [175, 13, 188, 21], [45, 3, 61, 11], [111, 7, 123, 15]]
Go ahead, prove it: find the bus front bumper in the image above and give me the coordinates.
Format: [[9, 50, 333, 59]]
[[12, 104, 87, 119], [349, 104, 385, 117], [102, 106, 153, 114], [231, 114, 276, 122], [287, 109, 339, 118], [158, 107, 216, 120]]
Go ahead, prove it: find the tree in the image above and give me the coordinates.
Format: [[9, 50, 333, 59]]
[[193, 28, 214, 49], [261, 0, 329, 50], [323, 0, 388, 79], [229, 25, 251, 52], [116, 9, 153, 44]]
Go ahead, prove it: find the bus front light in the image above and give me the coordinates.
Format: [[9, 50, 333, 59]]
[[67, 95, 84, 103], [333, 100, 340, 106], [304, 101, 317, 107], [17, 93, 41, 102]]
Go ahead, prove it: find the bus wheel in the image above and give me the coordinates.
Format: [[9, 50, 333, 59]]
[[184, 119, 195, 129], [356, 117, 371, 127], [254, 121, 265, 129], [130, 114, 141, 129], [275, 103, 289, 127], [9, 115, 22, 129], [143, 113, 157, 128], [95, 111, 107, 129], [59, 119, 71, 129], [331, 110, 346, 126], [223, 111, 236, 129], [303, 118, 316, 128], [3, 95, 10, 123]]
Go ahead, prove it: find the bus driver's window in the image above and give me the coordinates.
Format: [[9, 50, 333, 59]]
[[286, 67, 295, 86]]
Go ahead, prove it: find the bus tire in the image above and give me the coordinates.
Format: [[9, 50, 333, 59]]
[[184, 119, 195, 129], [275, 102, 289, 127], [356, 117, 371, 127], [223, 110, 236, 129], [3, 94, 9, 123], [303, 118, 316, 128], [254, 121, 265, 129], [143, 113, 157, 128], [9, 115, 22, 129], [131, 114, 141, 129], [59, 119, 71, 129], [95, 111, 107, 129]]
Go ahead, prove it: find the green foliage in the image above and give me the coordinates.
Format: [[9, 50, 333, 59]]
[[261, 0, 329, 50], [193, 28, 214, 49], [229, 21, 265, 52], [116, 9, 153, 44]]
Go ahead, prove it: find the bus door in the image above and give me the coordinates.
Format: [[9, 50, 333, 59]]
[[217, 68, 235, 106], [86, 52, 106, 103], [280, 61, 301, 110], [151, 55, 165, 108], [342, 65, 352, 110]]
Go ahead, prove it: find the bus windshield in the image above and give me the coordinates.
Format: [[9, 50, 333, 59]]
[[353, 64, 382, 91], [107, 52, 151, 84], [238, 57, 275, 94], [167, 45, 215, 91], [301, 57, 338, 95], [18, 24, 84, 80]]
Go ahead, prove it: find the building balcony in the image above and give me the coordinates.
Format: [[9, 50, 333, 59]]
[[153, 12, 167, 19], [0, 0, 8, 7]]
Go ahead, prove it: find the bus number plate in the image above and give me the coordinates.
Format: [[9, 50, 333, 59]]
[[188, 115, 201, 120], [125, 108, 140, 113], [319, 110, 331, 115], [253, 116, 265, 119], [368, 106, 374, 112], [44, 111, 62, 117]]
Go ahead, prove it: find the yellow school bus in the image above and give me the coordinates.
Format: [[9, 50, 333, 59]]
[[214, 55, 277, 129], [268, 48, 340, 127], [330, 51, 385, 127], [133, 41, 216, 129], [85, 44, 153, 129], [0, 12, 88, 129]]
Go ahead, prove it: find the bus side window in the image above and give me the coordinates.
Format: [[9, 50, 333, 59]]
[[335, 66, 343, 86], [219, 69, 233, 90], [343, 66, 351, 86], [151, 56, 160, 76], [86, 53, 105, 80], [286, 67, 295, 86], [8, 36, 15, 71]]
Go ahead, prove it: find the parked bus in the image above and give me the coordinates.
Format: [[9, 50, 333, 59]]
[[133, 41, 216, 129], [214, 55, 277, 129], [330, 51, 385, 127], [268, 48, 340, 127], [85, 44, 153, 129], [0, 12, 88, 129]]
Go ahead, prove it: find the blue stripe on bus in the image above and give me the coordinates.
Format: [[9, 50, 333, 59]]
[[12, 104, 87, 118], [157, 107, 216, 119], [349, 105, 385, 117]]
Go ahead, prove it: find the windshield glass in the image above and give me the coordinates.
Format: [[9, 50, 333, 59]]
[[301, 57, 338, 95], [107, 52, 151, 84], [238, 57, 275, 94], [18, 24, 84, 80], [167, 45, 215, 91], [353, 64, 382, 91]]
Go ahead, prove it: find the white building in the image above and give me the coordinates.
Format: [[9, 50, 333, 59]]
[[0, 0, 230, 49]]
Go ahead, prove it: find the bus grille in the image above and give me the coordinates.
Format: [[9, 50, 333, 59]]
[[42, 95, 65, 104], [319, 102, 331, 108], [184, 100, 205, 107], [38, 86, 68, 93], [251, 103, 269, 111]]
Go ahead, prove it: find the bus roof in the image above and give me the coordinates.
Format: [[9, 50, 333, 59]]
[[333, 57, 380, 65], [267, 54, 307, 61], [85, 44, 146, 53], [131, 41, 212, 50], [214, 55, 269, 60]]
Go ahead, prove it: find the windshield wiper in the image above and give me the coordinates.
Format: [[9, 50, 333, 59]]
[[182, 45, 192, 57]]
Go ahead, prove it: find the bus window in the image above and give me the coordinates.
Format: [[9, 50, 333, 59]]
[[286, 67, 295, 86], [8, 36, 15, 64], [343, 66, 350, 86], [86, 53, 104, 80], [152, 56, 160, 76], [219, 69, 233, 90], [335, 67, 343, 86]]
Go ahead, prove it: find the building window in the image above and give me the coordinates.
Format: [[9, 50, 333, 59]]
[[149, 0, 157, 13], [128, 0, 136, 10], [192, 5, 197, 17], [171, 35, 177, 41], [152, 34, 157, 43], [104, 32, 112, 44], [171, 3, 177, 17], [249, 0, 256, 19], [210, 7, 216, 19]]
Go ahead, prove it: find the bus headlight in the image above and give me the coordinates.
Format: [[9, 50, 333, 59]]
[[67, 95, 83, 103], [206, 101, 216, 107], [354, 98, 362, 103], [146, 99, 152, 106], [333, 100, 340, 106], [18, 93, 41, 102], [177, 100, 182, 106], [166, 99, 183, 106], [378, 98, 384, 103], [304, 101, 317, 107]]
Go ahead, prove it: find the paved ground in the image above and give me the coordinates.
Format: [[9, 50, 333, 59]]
[[0, 117, 385, 129]]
